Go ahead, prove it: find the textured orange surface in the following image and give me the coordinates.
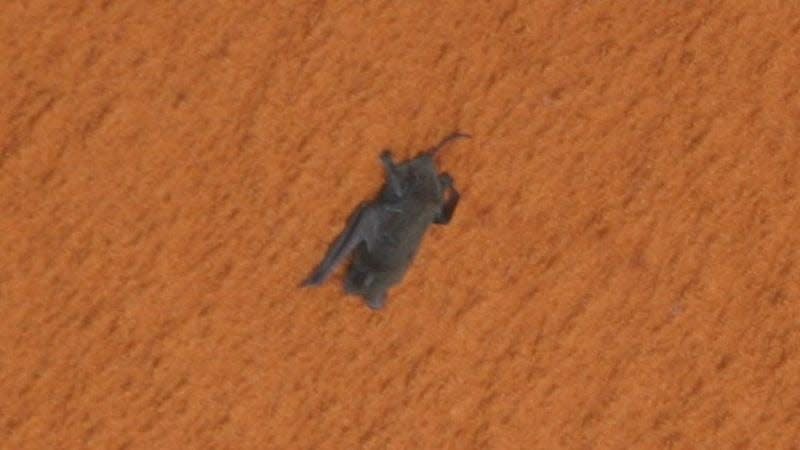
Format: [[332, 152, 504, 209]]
[[2, 1, 800, 449]]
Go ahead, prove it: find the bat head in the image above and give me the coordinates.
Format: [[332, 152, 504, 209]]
[[345, 263, 394, 309]]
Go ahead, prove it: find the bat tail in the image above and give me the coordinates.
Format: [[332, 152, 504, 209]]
[[429, 132, 471, 157]]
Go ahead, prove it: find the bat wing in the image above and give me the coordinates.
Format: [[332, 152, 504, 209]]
[[302, 203, 382, 286], [434, 173, 460, 225]]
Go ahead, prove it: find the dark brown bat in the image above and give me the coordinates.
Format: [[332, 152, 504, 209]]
[[302, 132, 470, 310]]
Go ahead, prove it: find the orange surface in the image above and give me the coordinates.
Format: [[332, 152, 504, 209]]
[[2, 1, 799, 449]]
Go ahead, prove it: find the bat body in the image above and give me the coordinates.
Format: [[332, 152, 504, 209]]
[[302, 132, 469, 309]]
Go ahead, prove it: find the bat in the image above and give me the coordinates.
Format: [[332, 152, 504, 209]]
[[302, 132, 470, 310]]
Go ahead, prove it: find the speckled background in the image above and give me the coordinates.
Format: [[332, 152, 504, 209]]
[[1, 1, 799, 449]]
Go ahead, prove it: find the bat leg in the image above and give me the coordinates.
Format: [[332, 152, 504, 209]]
[[434, 173, 459, 225], [301, 204, 381, 286], [380, 150, 404, 199], [427, 132, 471, 157]]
